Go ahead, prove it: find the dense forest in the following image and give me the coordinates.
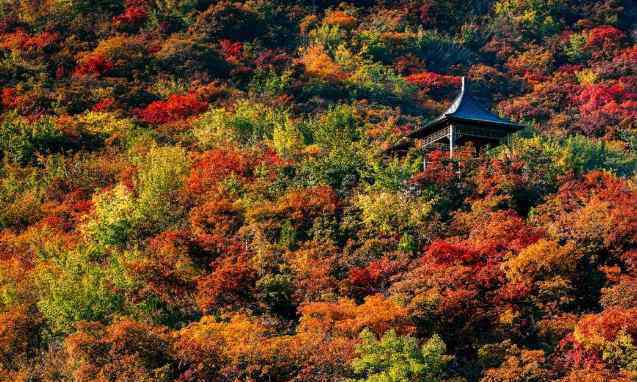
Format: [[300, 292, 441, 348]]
[[0, 0, 635, 381]]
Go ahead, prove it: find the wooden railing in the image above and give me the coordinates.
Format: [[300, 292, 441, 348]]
[[421, 126, 451, 148]]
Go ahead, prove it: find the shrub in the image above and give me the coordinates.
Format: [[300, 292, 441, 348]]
[[64, 319, 174, 381], [273, 113, 304, 158], [74, 36, 147, 78], [35, 247, 128, 334], [83, 184, 137, 247], [133, 145, 190, 234], [355, 191, 434, 235], [586, 26, 624, 48], [154, 34, 230, 77], [256, 273, 295, 317], [136, 93, 208, 125], [0, 113, 67, 164], [493, 0, 563, 38], [84, 146, 189, 246], [75, 111, 135, 137], [310, 104, 360, 149], [309, 24, 346, 53], [411, 28, 475, 71], [324, 10, 357, 29], [194, 100, 289, 147], [189, 1, 264, 42], [0, 304, 41, 372], [344, 52, 415, 101], [186, 147, 253, 195], [565, 32, 589, 62], [351, 329, 450, 382], [112, 5, 147, 31], [302, 44, 346, 82]]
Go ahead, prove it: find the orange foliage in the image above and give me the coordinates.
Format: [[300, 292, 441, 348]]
[[0, 305, 40, 370], [298, 294, 413, 338], [559, 370, 633, 382], [574, 308, 637, 349], [0, 29, 59, 52], [324, 10, 357, 28], [195, 253, 256, 313], [174, 313, 295, 380], [505, 45, 553, 83], [286, 242, 339, 303], [534, 171, 637, 255], [481, 346, 553, 382], [73, 53, 114, 76], [186, 147, 286, 197], [302, 45, 346, 81], [63, 319, 172, 382], [189, 196, 244, 253], [126, 230, 197, 306], [249, 185, 338, 229]]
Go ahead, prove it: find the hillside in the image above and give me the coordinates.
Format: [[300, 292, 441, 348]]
[[0, 0, 636, 381]]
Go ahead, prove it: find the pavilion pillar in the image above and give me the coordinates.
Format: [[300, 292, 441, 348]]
[[448, 125, 454, 159]]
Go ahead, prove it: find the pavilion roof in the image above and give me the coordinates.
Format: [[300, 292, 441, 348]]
[[407, 77, 525, 139]]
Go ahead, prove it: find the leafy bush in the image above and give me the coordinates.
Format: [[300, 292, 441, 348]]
[[83, 184, 137, 247], [189, 1, 264, 41], [84, 145, 189, 247], [133, 145, 190, 233], [350, 329, 450, 382], [309, 23, 345, 53], [154, 34, 230, 77], [300, 105, 366, 190], [136, 92, 208, 124], [0, 113, 67, 164], [355, 191, 434, 235], [493, 0, 564, 38], [194, 100, 290, 147], [35, 247, 128, 334]]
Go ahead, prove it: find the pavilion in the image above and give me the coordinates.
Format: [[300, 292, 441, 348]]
[[388, 77, 525, 167]]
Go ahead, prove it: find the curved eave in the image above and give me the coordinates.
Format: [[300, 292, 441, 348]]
[[407, 115, 525, 139], [448, 115, 526, 131]]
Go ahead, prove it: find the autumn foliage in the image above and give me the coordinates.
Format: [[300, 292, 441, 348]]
[[136, 92, 208, 124], [0, 0, 635, 381]]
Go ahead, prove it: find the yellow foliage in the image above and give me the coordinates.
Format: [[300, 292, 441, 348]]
[[576, 68, 599, 85], [91, 35, 146, 61], [355, 191, 434, 234], [498, 308, 518, 325], [178, 314, 268, 362], [75, 111, 135, 136], [272, 115, 303, 158], [504, 239, 578, 282], [505, 45, 553, 77]]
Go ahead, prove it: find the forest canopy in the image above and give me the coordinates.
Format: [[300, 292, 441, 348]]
[[0, 0, 635, 381]]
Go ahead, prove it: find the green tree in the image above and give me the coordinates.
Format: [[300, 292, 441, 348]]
[[351, 329, 451, 382], [134, 145, 190, 233], [0, 113, 67, 164], [35, 247, 130, 334], [84, 146, 189, 247]]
